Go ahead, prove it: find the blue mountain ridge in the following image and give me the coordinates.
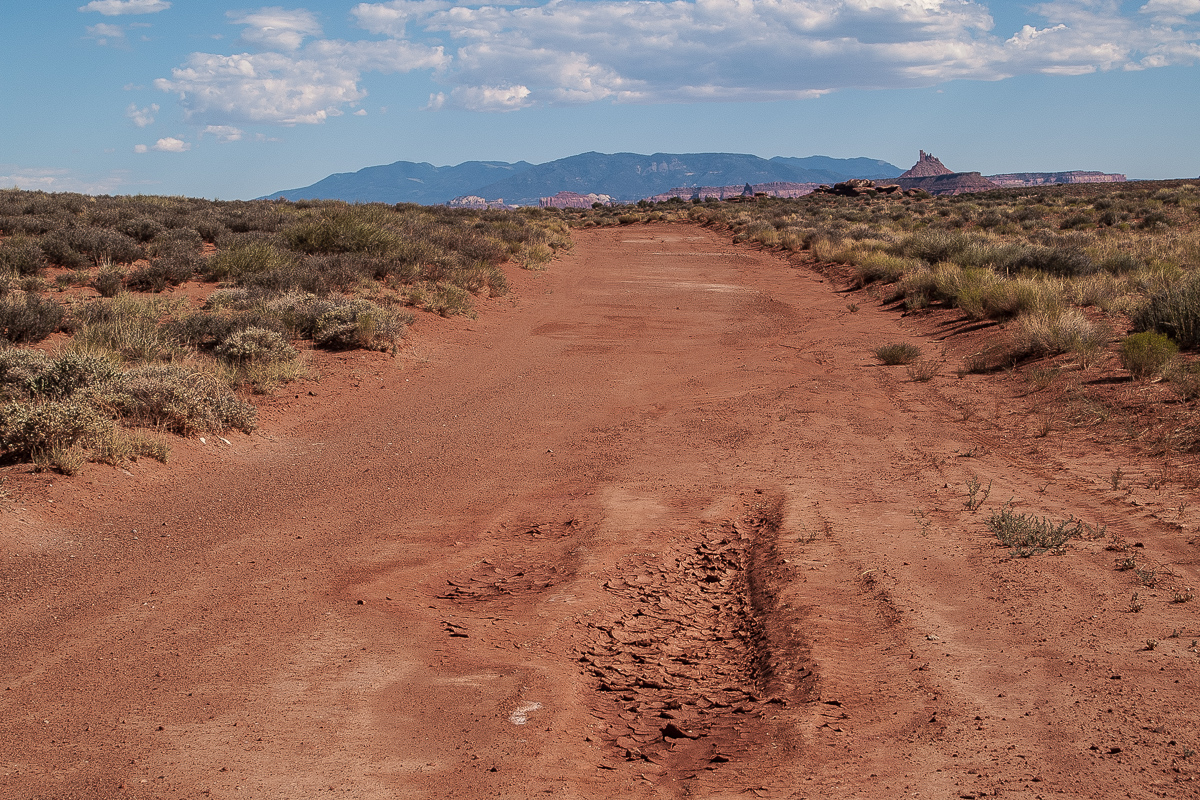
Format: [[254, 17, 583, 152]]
[[261, 152, 904, 206]]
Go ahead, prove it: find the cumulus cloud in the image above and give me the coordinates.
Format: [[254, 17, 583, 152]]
[[126, 102, 159, 127], [86, 22, 127, 45], [79, 0, 170, 15], [151, 136, 190, 152], [154, 0, 1200, 119], [229, 7, 322, 51], [154, 40, 447, 124], [202, 124, 245, 141]]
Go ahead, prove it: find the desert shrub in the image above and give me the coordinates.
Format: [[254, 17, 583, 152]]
[[69, 295, 184, 363], [979, 277, 1060, 319], [92, 267, 125, 298], [0, 351, 120, 402], [1010, 308, 1104, 358], [168, 309, 284, 350], [148, 227, 204, 256], [853, 251, 918, 285], [205, 240, 293, 282], [896, 229, 974, 263], [126, 251, 200, 292], [87, 364, 256, 435], [213, 326, 297, 364], [0, 292, 65, 343], [1133, 272, 1200, 348], [117, 216, 166, 242], [0, 399, 111, 461], [1009, 245, 1096, 278], [313, 299, 409, 350], [873, 342, 920, 365], [284, 214, 397, 255], [39, 231, 88, 269], [1119, 331, 1178, 380], [0, 236, 48, 276], [987, 504, 1080, 557], [1168, 362, 1200, 400]]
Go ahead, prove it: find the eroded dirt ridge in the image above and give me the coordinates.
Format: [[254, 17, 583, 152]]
[[577, 501, 809, 776]]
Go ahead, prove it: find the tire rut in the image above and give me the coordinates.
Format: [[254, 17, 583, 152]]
[[575, 504, 811, 781]]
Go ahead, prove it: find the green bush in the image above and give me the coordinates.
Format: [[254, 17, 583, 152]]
[[873, 342, 920, 365], [1119, 331, 1178, 380]]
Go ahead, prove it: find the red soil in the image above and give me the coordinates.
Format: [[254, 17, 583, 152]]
[[2, 223, 1199, 799]]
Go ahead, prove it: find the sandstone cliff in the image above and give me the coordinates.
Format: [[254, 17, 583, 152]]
[[538, 191, 613, 209], [985, 171, 1126, 187]]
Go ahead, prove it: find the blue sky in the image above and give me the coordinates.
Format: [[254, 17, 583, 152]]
[[2, 1, 1198, 199]]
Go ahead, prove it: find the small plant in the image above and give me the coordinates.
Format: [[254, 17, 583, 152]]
[[1115, 555, 1137, 571], [986, 502, 1080, 557], [1172, 587, 1195, 603], [906, 360, 940, 382], [1110, 466, 1125, 490], [1136, 566, 1159, 588], [1145, 639, 1158, 651], [873, 342, 920, 365], [1119, 331, 1178, 380], [963, 475, 991, 511], [846, 302, 859, 312], [1130, 592, 1144, 612]]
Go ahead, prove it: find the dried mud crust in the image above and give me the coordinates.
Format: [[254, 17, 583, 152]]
[[578, 507, 809, 771]]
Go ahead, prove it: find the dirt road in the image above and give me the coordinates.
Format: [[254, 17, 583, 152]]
[[2, 224, 1198, 799]]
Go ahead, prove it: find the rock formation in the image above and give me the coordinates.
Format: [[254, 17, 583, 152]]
[[985, 171, 1126, 187], [445, 195, 512, 209], [898, 151, 954, 179], [647, 182, 822, 202], [538, 191, 613, 209]]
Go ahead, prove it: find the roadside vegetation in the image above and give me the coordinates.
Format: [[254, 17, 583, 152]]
[[0, 190, 571, 473]]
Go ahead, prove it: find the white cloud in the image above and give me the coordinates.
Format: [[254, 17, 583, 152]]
[[133, 144, 149, 153], [353, 108, 368, 115], [0, 165, 133, 194], [1141, 0, 1200, 21], [86, 22, 127, 45], [154, 41, 447, 125], [126, 102, 159, 127], [152, 137, 190, 152], [448, 84, 533, 111], [79, 0, 170, 15], [202, 124, 245, 141], [151, 0, 1200, 119], [229, 7, 322, 51]]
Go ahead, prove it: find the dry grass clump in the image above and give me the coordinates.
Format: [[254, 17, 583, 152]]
[[873, 342, 921, 365]]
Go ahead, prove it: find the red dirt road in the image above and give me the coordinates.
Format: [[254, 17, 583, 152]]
[[3, 224, 1199, 799]]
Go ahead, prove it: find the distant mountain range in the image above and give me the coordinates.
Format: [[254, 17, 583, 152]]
[[260, 152, 904, 206]]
